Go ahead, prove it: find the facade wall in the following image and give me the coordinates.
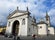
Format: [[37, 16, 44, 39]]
[[48, 27, 54, 35], [27, 17, 34, 36], [6, 14, 28, 36], [33, 26, 37, 35], [37, 24, 48, 35], [27, 17, 37, 36]]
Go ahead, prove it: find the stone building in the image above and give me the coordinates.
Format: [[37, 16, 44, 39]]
[[5, 7, 37, 36], [5, 7, 54, 37]]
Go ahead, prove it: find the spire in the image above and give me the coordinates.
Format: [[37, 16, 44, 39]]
[[46, 11, 50, 27], [46, 11, 49, 17], [46, 11, 47, 15]]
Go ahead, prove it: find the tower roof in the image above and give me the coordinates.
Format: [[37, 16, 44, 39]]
[[45, 11, 49, 18]]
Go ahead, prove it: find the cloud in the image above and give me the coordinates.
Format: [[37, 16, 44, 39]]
[[48, 9, 55, 16], [0, 0, 55, 26], [48, 8, 55, 26]]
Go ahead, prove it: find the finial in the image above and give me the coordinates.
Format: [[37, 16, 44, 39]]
[[26, 6, 31, 15], [27, 7, 28, 11], [46, 11, 47, 14], [46, 11, 48, 15], [33, 15, 36, 22], [17, 6, 18, 10], [46, 11, 49, 17]]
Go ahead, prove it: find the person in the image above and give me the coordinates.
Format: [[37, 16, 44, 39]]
[[13, 36, 16, 40], [13, 33, 17, 40], [17, 37, 20, 40], [33, 34, 36, 40]]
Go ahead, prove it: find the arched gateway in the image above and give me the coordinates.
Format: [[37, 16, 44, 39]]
[[12, 20, 19, 36]]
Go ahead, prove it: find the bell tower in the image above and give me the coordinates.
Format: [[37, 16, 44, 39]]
[[45, 11, 50, 27]]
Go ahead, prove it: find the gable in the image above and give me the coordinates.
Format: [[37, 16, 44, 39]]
[[8, 10, 29, 19], [11, 12, 25, 17]]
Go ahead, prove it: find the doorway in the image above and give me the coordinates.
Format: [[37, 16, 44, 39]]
[[12, 20, 19, 36]]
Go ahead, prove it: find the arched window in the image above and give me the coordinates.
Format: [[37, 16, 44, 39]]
[[22, 19, 25, 25]]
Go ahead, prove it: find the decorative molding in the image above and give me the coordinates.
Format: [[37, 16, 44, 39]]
[[8, 13, 29, 19]]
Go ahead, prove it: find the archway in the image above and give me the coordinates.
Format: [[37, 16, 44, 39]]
[[12, 20, 19, 36]]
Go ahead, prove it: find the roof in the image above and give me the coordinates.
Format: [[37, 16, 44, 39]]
[[37, 21, 47, 25], [8, 7, 31, 19], [45, 12, 49, 18]]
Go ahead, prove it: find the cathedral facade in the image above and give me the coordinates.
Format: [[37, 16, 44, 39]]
[[5, 7, 54, 37]]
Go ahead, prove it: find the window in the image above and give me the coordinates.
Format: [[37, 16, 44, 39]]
[[8, 22, 10, 26], [22, 19, 25, 25], [40, 26, 42, 28], [48, 30, 50, 31]]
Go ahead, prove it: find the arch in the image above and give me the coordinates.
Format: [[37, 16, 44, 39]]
[[12, 20, 20, 36]]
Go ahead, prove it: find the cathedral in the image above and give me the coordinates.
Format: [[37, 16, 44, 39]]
[[5, 7, 54, 37]]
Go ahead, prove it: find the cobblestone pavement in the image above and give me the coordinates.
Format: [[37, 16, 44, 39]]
[[0, 35, 55, 40]]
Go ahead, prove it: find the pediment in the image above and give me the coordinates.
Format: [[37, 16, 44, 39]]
[[11, 12, 25, 17], [8, 10, 29, 19]]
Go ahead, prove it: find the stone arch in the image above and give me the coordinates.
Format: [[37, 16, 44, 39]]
[[12, 20, 20, 36]]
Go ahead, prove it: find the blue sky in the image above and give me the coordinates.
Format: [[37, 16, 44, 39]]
[[0, 0, 55, 27]]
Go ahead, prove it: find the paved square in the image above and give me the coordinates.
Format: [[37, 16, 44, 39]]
[[0, 35, 55, 40]]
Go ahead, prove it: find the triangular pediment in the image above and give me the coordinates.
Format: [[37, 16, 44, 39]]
[[8, 10, 29, 19], [8, 7, 31, 19]]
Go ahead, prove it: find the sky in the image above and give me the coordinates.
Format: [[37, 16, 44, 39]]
[[0, 0, 55, 27]]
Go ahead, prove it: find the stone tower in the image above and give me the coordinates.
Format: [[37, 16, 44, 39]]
[[45, 11, 50, 27]]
